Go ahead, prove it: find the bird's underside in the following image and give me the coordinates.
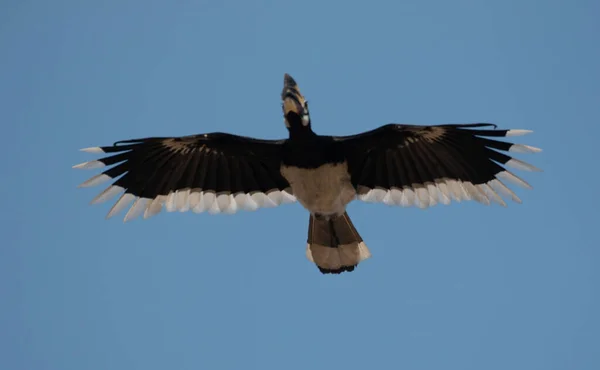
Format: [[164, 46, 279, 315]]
[[74, 73, 542, 274]]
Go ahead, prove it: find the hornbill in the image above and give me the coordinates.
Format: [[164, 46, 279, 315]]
[[74, 74, 542, 274]]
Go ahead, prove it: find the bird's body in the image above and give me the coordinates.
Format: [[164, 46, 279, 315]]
[[74, 74, 542, 274], [281, 136, 352, 217], [281, 161, 354, 217]]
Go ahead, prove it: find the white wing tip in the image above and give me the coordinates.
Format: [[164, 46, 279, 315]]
[[506, 129, 533, 137], [509, 144, 542, 153], [77, 173, 112, 188], [505, 158, 542, 172], [80, 147, 105, 153], [72, 160, 105, 169]]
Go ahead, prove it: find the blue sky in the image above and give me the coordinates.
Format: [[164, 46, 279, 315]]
[[1, 0, 599, 369]]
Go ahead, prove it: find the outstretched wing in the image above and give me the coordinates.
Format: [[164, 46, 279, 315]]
[[73, 133, 295, 221], [336, 123, 541, 208]]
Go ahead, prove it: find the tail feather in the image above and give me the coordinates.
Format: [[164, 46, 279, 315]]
[[306, 212, 371, 274]]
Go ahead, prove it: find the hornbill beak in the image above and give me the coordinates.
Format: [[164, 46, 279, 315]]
[[282, 73, 309, 122]]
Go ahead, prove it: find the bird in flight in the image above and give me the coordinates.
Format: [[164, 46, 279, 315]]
[[74, 74, 541, 274]]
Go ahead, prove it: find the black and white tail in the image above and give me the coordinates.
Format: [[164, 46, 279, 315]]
[[306, 212, 371, 274]]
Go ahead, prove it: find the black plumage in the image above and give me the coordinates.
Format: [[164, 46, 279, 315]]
[[74, 74, 541, 274]]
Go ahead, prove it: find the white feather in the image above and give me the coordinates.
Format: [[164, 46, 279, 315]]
[[252, 192, 277, 208], [362, 188, 387, 203], [482, 183, 506, 207], [505, 158, 542, 172], [106, 193, 135, 219], [389, 188, 403, 206], [210, 193, 232, 214], [201, 192, 216, 211], [382, 190, 395, 206], [124, 197, 149, 222], [192, 193, 209, 213], [165, 192, 177, 212], [91, 185, 123, 204], [267, 191, 283, 205], [208, 195, 223, 214], [72, 160, 105, 169], [80, 147, 105, 153], [175, 189, 191, 212], [456, 181, 472, 201], [144, 196, 165, 219], [188, 191, 202, 209], [78, 174, 112, 188], [242, 193, 260, 211], [426, 183, 439, 206], [401, 188, 416, 207], [446, 179, 464, 201], [435, 181, 452, 205], [281, 190, 296, 204], [496, 170, 532, 189], [415, 186, 430, 209], [506, 129, 533, 136], [509, 144, 542, 153], [223, 194, 238, 214], [489, 179, 522, 203], [464, 182, 490, 205]]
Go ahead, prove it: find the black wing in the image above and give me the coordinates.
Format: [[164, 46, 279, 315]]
[[73, 133, 295, 221], [336, 123, 541, 208]]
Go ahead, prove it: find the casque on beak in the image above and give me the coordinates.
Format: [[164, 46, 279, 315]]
[[282, 73, 310, 128]]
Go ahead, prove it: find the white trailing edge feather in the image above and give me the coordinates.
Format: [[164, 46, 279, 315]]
[[124, 197, 149, 222], [231, 193, 248, 211], [482, 183, 507, 207], [357, 190, 374, 203], [426, 183, 439, 206], [223, 195, 238, 214], [509, 144, 542, 153], [489, 178, 522, 203], [457, 181, 473, 201], [91, 185, 123, 204], [388, 188, 402, 206], [463, 182, 489, 205], [474, 184, 491, 206], [239, 193, 259, 211], [358, 188, 387, 203], [252, 192, 277, 208], [357, 170, 535, 209], [435, 181, 452, 205], [496, 170, 532, 189], [72, 160, 105, 169], [106, 193, 135, 219], [505, 158, 542, 172], [175, 189, 191, 212], [281, 190, 297, 203], [80, 147, 105, 153], [506, 129, 533, 136], [372, 188, 387, 203], [188, 192, 202, 210], [401, 188, 416, 207], [267, 191, 282, 205], [165, 192, 177, 212], [78, 174, 112, 188], [201, 192, 216, 211], [192, 193, 209, 213], [209, 194, 230, 214], [208, 197, 222, 214], [415, 186, 430, 209], [382, 191, 395, 206], [446, 180, 464, 202], [144, 196, 165, 219]]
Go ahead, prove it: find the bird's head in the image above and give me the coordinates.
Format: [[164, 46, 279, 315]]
[[282, 74, 312, 134]]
